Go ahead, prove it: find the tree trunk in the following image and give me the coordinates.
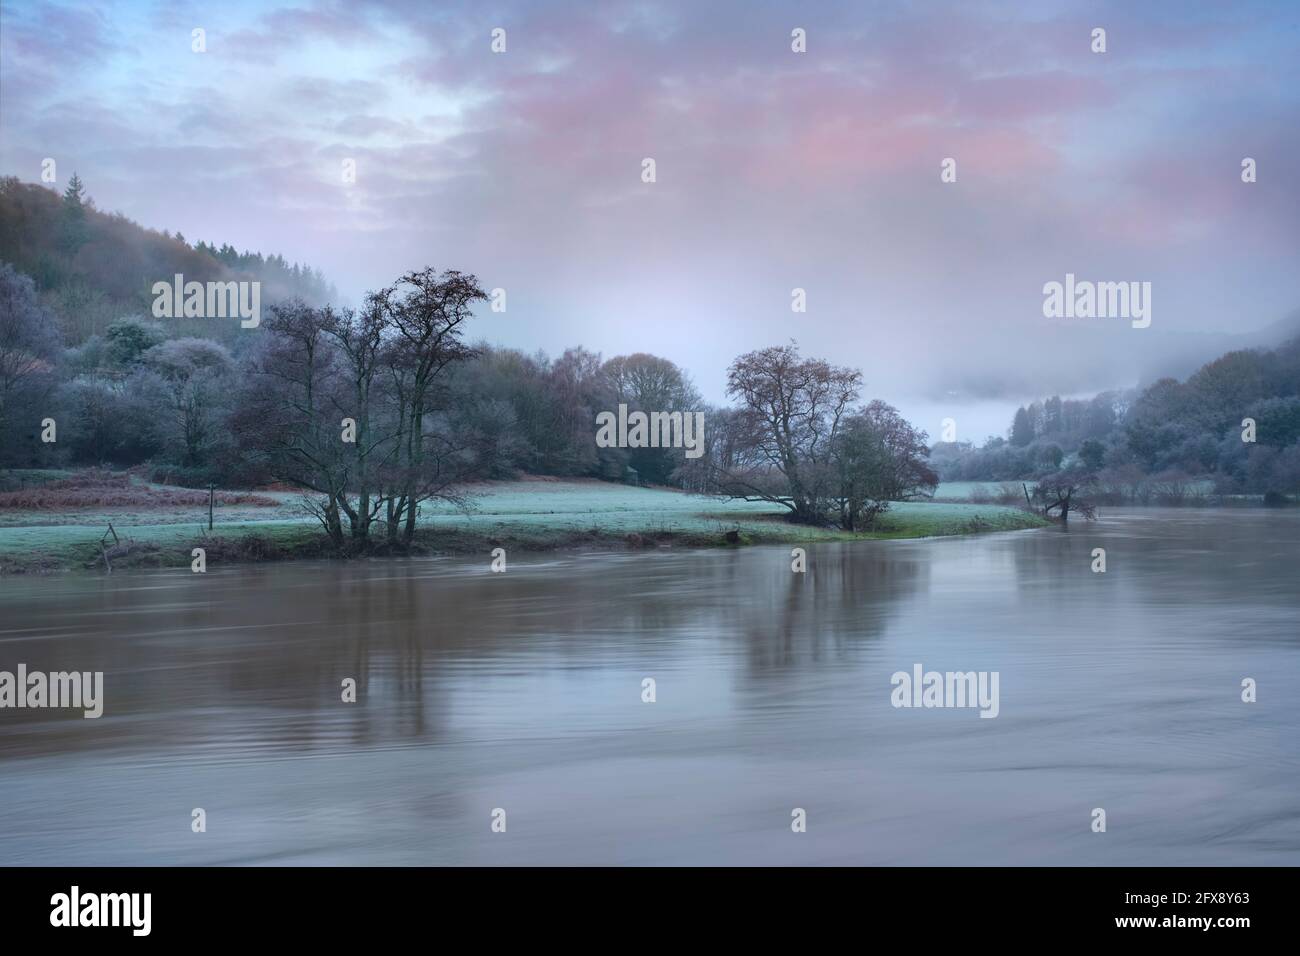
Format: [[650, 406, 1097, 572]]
[[386, 495, 403, 545], [403, 500, 418, 544], [324, 499, 344, 548], [402, 409, 422, 544]]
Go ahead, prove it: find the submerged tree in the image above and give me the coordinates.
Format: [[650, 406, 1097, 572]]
[[1032, 466, 1098, 521]]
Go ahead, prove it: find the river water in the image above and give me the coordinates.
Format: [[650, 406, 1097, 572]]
[[1, 508, 1297, 865]]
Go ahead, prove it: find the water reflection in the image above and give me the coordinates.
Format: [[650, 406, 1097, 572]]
[[1, 509, 1297, 865]]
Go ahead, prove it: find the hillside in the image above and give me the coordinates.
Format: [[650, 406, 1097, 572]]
[[0, 176, 334, 343], [933, 336, 1300, 497]]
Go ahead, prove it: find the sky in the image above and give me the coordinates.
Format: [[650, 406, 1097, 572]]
[[2, 0, 1298, 442]]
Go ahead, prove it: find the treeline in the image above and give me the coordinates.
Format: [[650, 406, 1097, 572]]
[[0, 175, 943, 538], [0, 176, 334, 344], [0, 263, 699, 495], [1, 257, 938, 541], [933, 338, 1300, 497]]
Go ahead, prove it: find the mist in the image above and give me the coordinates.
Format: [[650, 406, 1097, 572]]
[[2, 0, 1297, 437]]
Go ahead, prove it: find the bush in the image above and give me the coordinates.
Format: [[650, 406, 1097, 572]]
[[105, 315, 165, 368]]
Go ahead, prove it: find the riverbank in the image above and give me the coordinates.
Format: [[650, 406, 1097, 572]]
[[0, 474, 1048, 573]]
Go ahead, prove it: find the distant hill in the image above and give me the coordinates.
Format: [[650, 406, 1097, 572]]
[[0, 176, 335, 343], [932, 334, 1300, 494]]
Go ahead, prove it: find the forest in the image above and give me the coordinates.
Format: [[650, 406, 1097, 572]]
[[932, 340, 1300, 500], [0, 177, 939, 544], [4, 173, 1295, 551]]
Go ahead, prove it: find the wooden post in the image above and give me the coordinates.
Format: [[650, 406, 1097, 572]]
[[1022, 482, 1033, 510], [100, 523, 118, 574], [208, 484, 215, 531]]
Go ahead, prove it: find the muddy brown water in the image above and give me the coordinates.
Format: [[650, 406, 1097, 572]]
[[1, 508, 1297, 864]]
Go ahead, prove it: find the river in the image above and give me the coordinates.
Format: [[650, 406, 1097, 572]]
[[1, 508, 1297, 865]]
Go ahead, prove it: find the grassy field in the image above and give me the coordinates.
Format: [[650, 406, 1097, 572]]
[[0, 473, 1047, 572], [933, 480, 1035, 502], [934, 478, 1228, 501]]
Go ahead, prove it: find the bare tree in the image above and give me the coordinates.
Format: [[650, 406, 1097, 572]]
[[232, 270, 487, 551], [718, 343, 861, 524], [1032, 466, 1098, 521], [379, 269, 486, 544], [323, 297, 395, 544], [233, 299, 351, 546]]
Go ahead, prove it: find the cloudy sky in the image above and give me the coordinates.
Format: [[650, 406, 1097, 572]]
[[2, 0, 1298, 440]]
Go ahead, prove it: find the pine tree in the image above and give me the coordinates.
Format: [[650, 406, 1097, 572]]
[[62, 173, 86, 210], [59, 172, 89, 252], [1010, 407, 1034, 447]]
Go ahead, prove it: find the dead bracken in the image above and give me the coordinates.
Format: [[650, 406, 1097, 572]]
[[0, 471, 278, 510]]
